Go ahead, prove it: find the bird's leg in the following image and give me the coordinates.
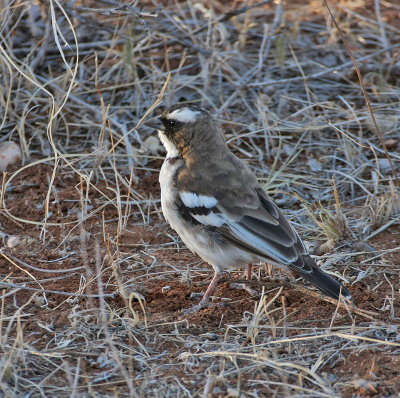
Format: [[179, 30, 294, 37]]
[[246, 263, 252, 280], [231, 263, 259, 298], [184, 272, 221, 314], [199, 272, 221, 306]]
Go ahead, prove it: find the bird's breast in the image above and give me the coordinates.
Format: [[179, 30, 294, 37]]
[[159, 158, 183, 225]]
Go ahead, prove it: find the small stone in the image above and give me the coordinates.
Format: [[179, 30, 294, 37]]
[[6, 235, 20, 248], [365, 115, 396, 134], [315, 238, 335, 255], [140, 136, 161, 154], [0, 142, 22, 171], [321, 53, 338, 67], [378, 158, 392, 173], [327, 373, 337, 383], [384, 138, 397, 149], [307, 158, 322, 171]]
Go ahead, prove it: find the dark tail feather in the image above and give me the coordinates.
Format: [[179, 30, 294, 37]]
[[300, 256, 351, 300]]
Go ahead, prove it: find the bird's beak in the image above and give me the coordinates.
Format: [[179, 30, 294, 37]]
[[144, 117, 164, 132]]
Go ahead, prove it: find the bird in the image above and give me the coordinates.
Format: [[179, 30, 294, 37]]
[[149, 104, 351, 311]]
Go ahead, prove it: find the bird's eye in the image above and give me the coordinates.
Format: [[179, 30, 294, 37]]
[[168, 120, 177, 128]]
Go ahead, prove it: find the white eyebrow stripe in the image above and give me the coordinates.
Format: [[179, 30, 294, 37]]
[[180, 192, 217, 209], [167, 108, 200, 123]]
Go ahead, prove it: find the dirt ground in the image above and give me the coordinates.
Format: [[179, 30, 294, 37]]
[[1, 0, 400, 397], [1, 160, 400, 397]]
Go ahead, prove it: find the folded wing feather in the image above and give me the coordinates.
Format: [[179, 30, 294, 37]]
[[178, 188, 314, 271]]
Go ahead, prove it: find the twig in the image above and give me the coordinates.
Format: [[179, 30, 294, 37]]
[[0, 281, 117, 298], [2, 250, 84, 273]]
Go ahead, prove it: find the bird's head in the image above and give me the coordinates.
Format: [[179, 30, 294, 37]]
[[149, 104, 226, 158]]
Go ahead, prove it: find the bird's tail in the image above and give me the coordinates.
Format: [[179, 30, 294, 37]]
[[300, 255, 351, 300]]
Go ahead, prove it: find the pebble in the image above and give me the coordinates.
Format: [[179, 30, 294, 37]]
[[0, 142, 22, 171], [384, 138, 397, 149], [6, 235, 20, 248]]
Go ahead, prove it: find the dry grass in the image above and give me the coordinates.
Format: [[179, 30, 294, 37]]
[[1, 0, 400, 396]]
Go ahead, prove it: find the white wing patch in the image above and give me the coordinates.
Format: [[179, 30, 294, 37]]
[[192, 212, 225, 227], [180, 192, 224, 227], [180, 192, 217, 209], [167, 108, 200, 123]]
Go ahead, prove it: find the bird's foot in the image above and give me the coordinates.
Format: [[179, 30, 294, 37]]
[[183, 297, 227, 314], [183, 302, 208, 314], [230, 282, 260, 299]]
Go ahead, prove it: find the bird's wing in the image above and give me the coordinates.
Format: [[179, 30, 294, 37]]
[[177, 184, 314, 274]]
